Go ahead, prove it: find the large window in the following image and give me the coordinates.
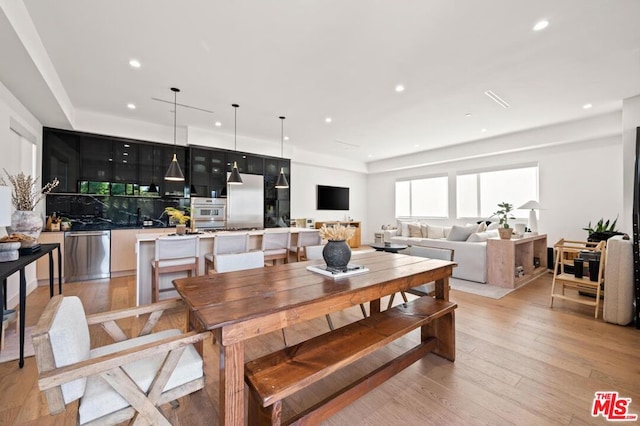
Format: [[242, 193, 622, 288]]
[[395, 176, 448, 218], [456, 165, 538, 219]]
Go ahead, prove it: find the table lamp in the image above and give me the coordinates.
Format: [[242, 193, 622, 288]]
[[518, 200, 541, 234]]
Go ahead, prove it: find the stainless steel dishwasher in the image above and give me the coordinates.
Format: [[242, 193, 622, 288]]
[[64, 230, 111, 282]]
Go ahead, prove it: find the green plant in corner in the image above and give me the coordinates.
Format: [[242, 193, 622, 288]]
[[493, 202, 515, 229], [582, 216, 618, 235]]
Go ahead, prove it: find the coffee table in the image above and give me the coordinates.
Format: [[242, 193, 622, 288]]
[[369, 243, 409, 253]]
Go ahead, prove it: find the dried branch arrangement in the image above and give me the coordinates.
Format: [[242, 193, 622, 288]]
[[0, 169, 59, 211], [318, 224, 355, 241]]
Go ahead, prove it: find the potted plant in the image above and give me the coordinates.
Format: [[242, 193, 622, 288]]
[[164, 207, 190, 234], [0, 169, 59, 241], [582, 216, 623, 242], [494, 202, 515, 239], [318, 224, 356, 270]]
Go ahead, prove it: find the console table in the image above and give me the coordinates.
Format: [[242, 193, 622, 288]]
[[315, 221, 361, 248], [0, 243, 62, 367], [487, 234, 547, 288]]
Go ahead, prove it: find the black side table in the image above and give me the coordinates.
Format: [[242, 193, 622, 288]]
[[0, 243, 62, 367], [369, 243, 409, 253]]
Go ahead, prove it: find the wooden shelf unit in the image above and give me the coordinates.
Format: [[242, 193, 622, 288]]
[[314, 221, 361, 248], [549, 239, 606, 318], [487, 234, 548, 288]]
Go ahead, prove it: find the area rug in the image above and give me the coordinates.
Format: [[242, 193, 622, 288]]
[[449, 278, 515, 299], [0, 326, 35, 364]]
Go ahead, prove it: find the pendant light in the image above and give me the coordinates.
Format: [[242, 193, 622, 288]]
[[275, 116, 289, 189], [164, 87, 185, 181], [227, 103, 243, 185]]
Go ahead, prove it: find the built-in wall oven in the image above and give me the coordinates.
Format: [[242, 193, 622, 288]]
[[190, 197, 226, 231]]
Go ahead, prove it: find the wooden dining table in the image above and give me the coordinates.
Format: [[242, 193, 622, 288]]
[[173, 250, 456, 426]]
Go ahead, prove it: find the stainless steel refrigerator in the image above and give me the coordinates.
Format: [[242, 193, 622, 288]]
[[226, 173, 264, 229]]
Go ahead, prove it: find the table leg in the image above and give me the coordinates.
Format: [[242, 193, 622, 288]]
[[435, 276, 449, 301], [48, 251, 54, 298], [58, 245, 62, 294], [219, 341, 245, 426], [0, 278, 4, 350], [370, 299, 381, 315], [19, 268, 26, 368]]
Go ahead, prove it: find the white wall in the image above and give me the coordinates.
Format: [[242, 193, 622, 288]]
[[367, 116, 624, 247], [291, 162, 369, 239], [0, 80, 42, 307], [622, 94, 640, 234]]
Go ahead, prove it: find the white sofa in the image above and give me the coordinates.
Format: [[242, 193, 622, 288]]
[[383, 221, 498, 284]]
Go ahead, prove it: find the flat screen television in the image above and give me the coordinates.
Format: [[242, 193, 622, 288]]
[[317, 185, 349, 210]]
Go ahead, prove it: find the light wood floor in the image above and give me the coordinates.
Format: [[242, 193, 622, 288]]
[[1, 272, 639, 425]]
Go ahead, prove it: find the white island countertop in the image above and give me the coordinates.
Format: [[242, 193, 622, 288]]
[[135, 227, 319, 305]]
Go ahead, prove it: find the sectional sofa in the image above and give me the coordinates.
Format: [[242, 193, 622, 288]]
[[383, 221, 501, 284]]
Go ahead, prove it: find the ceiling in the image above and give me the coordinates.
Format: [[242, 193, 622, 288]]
[[4, 0, 640, 163]]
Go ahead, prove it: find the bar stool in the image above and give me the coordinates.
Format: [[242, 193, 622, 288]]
[[262, 230, 291, 265], [292, 230, 322, 262], [214, 251, 264, 273], [151, 235, 199, 302], [205, 233, 250, 274]]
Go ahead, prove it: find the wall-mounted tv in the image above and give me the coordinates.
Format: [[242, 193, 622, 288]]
[[317, 185, 349, 210]]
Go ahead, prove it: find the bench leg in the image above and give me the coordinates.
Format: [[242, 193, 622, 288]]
[[248, 390, 282, 426], [421, 311, 455, 361]]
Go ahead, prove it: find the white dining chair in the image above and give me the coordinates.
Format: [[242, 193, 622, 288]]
[[291, 230, 322, 262], [151, 235, 199, 302], [214, 251, 265, 273], [262, 230, 291, 265], [205, 233, 250, 274]]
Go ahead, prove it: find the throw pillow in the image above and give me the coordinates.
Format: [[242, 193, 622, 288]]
[[467, 231, 491, 242], [486, 222, 500, 231], [443, 226, 452, 237], [408, 224, 422, 238], [477, 222, 487, 232], [399, 221, 419, 236], [427, 225, 445, 239], [446, 224, 478, 241], [420, 224, 428, 238]]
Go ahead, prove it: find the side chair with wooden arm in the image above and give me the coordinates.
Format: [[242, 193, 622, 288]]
[[32, 295, 210, 426]]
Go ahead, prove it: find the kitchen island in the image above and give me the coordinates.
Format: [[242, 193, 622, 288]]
[[135, 228, 317, 305]]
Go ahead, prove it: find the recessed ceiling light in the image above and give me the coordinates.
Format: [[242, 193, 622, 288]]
[[395, 85, 405, 93], [481, 128, 487, 132], [414, 144, 419, 148], [129, 59, 141, 68], [214, 121, 222, 127], [368, 154, 373, 158], [284, 136, 289, 141], [325, 117, 332, 123], [533, 20, 549, 31], [123, 152, 128, 156], [127, 103, 136, 110], [583, 103, 593, 109], [465, 113, 472, 118]]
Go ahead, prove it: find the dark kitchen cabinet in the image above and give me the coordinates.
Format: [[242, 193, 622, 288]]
[[113, 141, 139, 183], [80, 135, 113, 182], [264, 158, 290, 228], [43, 129, 80, 193], [138, 144, 164, 195], [189, 148, 226, 198]]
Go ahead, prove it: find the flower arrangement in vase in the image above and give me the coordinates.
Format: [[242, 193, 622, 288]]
[[318, 224, 356, 269], [164, 207, 190, 234], [0, 169, 59, 242]]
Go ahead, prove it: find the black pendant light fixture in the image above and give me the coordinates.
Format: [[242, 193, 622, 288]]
[[275, 116, 289, 189], [227, 103, 243, 185], [164, 87, 185, 181]]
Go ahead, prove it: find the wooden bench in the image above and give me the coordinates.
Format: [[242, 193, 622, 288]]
[[245, 296, 457, 425]]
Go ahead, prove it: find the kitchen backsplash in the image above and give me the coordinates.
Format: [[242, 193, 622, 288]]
[[46, 194, 189, 230]]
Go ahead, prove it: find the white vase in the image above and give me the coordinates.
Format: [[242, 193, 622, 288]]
[[9, 210, 44, 242]]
